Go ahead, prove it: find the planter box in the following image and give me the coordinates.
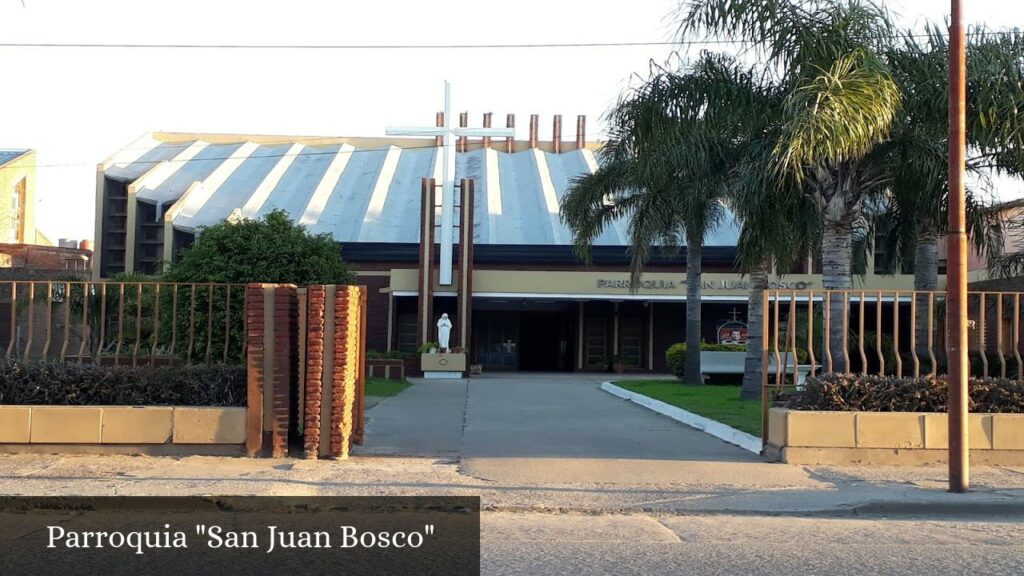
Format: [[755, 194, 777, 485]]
[[366, 358, 405, 380], [420, 352, 466, 378], [0, 405, 246, 448], [765, 408, 1024, 465], [700, 351, 746, 375]]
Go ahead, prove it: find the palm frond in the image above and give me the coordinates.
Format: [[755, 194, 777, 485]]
[[774, 48, 901, 179]]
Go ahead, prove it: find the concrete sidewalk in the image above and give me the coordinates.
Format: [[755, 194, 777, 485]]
[[355, 373, 808, 486], [0, 454, 1022, 517]]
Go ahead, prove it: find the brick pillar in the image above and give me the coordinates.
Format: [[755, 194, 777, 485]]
[[303, 285, 327, 458], [418, 178, 436, 347], [330, 285, 363, 458], [270, 285, 297, 458], [245, 285, 265, 457], [245, 283, 297, 459]]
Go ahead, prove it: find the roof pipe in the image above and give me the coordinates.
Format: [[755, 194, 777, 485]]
[[435, 111, 444, 147], [552, 115, 563, 154], [482, 112, 493, 149], [458, 111, 469, 152], [505, 114, 515, 153], [576, 115, 586, 149], [529, 114, 539, 149]]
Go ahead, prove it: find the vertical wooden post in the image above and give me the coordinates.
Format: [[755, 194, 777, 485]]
[[947, 0, 970, 493], [458, 179, 475, 363], [418, 178, 436, 348]]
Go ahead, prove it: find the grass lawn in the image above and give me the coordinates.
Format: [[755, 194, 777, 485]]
[[365, 377, 412, 397], [614, 380, 762, 435]]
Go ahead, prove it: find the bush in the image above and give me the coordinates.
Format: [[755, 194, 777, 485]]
[[163, 210, 355, 363], [789, 373, 1024, 413], [0, 360, 246, 406], [665, 342, 747, 379]]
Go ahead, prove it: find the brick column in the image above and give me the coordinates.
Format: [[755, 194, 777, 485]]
[[270, 285, 297, 458], [245, 284, 265, 457], [303, 285, 327, 458], [330, 285, 363, 458]]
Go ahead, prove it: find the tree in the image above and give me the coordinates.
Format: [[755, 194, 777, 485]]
[[678, 0, 903, 372], [164, 209, 354, 285], [561, 53, 759, 384], [163, 210, 354, 362], [988, 205, 1024, 279], [869, 26, 1024, 363]]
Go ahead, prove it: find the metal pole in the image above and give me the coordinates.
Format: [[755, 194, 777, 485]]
[[947, 0, 970, 493]]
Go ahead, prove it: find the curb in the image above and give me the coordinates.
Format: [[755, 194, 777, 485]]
[[478, 499, 1024, 518], [848, 499, 1024, 517], [600, 382, 762, 454]]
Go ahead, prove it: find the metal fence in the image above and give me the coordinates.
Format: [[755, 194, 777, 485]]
[[762, 290, 1024, 380], [1, 281, 248, 366], [760, 289, 1024, 434]]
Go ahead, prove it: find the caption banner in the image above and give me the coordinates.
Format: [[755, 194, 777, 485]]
[[0, 496, 480, 576]]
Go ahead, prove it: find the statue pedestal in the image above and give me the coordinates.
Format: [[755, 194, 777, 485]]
[[421, 352, 467, 379]]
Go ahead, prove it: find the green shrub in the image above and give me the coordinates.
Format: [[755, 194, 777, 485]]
[[0, 360, 246, 406], [789, 373, 1024, 413], [163, 210, 354, 363], [665, 342, 748, 379]]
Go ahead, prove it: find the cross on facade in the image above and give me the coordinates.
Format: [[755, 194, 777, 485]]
[[728, 307, 744, 322], [386, 81, 514, 285]]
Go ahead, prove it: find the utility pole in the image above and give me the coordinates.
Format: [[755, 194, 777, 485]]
[[947, 0, 970, 493]]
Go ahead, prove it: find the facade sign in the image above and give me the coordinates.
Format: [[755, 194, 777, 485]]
[[596, 279, 677, 289], [595, 278, 814, 291], [703, 280, 814, 290]]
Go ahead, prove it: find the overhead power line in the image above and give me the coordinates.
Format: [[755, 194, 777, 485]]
[[0, 30, 1017, 51], [0, 40, 719, 50]]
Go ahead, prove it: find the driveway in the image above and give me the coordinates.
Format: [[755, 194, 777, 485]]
[[353, 373, 793, 485]]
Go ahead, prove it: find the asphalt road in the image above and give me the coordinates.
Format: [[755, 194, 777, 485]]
[[482, 512, 1024, 576]]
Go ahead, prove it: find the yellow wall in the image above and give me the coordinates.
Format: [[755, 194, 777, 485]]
[[0, 151, 36, 244]]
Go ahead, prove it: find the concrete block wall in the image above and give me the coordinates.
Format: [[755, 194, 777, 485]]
[[767, 408, 1024, 465]]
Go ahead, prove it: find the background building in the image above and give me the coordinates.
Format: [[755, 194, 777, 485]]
[[0, 149, 41, 245], [94, 118, 932, 373]]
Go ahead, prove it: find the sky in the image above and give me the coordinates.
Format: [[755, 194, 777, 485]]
[[1, 0, 1022, 242]]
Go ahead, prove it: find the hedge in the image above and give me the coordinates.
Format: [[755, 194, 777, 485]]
[[0, 360, 246, 406], [788, 373, 1024, 413]]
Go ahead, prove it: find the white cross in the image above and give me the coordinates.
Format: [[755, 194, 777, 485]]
[[386, 81, 513, 286]]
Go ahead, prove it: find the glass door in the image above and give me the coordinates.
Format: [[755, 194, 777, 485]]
[[473, 311, 519, 370]]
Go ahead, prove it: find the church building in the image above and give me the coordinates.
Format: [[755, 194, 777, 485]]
[[93, 111, 930, 373]]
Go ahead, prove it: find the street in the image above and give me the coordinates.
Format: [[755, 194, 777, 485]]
[[482, 512, 1024, 575]]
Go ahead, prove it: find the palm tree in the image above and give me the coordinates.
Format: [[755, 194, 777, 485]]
[[678, 0, 903, 372], [872, 26, 1024, 360], [733, 140, 822, 398], [561, 52, 765, 384]]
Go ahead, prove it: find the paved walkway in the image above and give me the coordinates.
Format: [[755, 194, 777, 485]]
[[354, 373, 815, 486]]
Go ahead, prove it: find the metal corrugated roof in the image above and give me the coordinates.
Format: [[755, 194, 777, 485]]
[[0, 149, 30, 168], [106, 135, 742, 247]]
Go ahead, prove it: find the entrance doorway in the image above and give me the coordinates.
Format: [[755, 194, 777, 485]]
[[473, 302, 575, 371], [519, 311, 568, 371]]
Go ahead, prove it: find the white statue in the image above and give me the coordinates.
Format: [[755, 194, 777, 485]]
[[437, 313, 452, 351]]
